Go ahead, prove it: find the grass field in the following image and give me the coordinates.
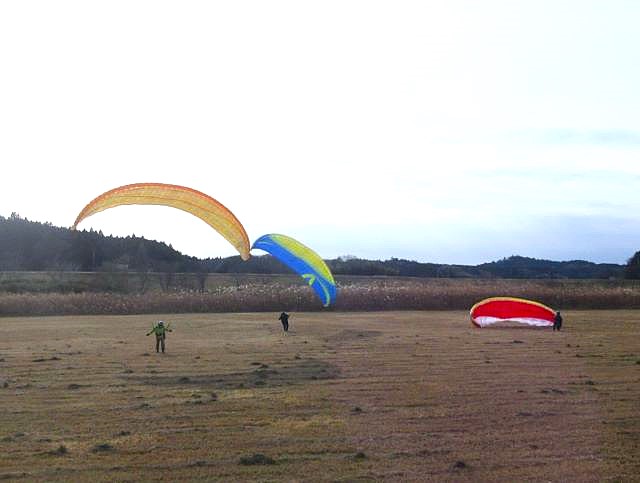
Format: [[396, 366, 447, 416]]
[[0, 311, 638, 481]]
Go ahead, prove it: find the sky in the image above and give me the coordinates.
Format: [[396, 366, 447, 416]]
[[1, 1, 640, 265]]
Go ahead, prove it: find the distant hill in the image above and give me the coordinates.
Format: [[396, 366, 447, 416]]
[[327, 255, 625, 279], [0, 213, 202, 272], [0, 213, 629, 279], [476, 256, 625, 279]]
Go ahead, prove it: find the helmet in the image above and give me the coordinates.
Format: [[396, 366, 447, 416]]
[[158, 321, 164, 326]]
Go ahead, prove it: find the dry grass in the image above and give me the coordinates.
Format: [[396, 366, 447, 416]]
[[335, 277, 640, 310], [2, 276, 640, 316], [0, 311, 638, 481]]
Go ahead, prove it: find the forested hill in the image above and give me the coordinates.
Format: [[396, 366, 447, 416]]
[[0, 213, 630, 279]]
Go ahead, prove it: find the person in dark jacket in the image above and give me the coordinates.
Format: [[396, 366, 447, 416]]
[[278, 312, 290, 333], [553, 311, 563, 331]]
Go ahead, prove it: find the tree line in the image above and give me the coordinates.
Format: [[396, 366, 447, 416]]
[[0, 213, 636, 279]]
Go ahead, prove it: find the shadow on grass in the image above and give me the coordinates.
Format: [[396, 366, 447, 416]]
[[239, 453, 276, 465], [126, 358, 340, 390]]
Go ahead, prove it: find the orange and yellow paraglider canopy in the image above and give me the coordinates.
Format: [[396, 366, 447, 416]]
[[73, 183, 250, 260]]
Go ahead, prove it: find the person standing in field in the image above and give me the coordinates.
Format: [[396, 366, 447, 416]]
[[553, 311, 563, 331], [278, 312, 290, 333], [147, 320, 172, 353]]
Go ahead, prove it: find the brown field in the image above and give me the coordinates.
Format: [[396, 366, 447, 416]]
[[0, 311, 638, 482]]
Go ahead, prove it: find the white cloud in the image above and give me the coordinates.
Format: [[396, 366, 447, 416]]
[[2, 1, 640, 264]]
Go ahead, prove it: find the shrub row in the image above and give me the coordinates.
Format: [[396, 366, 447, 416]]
[[2, 277, 640, 316]]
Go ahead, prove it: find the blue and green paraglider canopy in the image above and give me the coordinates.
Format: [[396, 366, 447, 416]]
[[252, 234, 337, 306]]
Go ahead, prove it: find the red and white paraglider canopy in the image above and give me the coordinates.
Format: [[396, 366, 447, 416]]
[[470, 297, 556, 328]]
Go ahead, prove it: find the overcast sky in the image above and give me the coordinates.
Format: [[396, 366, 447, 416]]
[[2, 1, 639, 264]]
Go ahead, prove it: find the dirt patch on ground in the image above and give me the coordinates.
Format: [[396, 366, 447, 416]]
[[325, 329, 382, 344], [128, 358, 340, 389]]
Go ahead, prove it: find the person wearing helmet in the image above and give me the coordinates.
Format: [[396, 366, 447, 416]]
[[146, 320, 172, 353]]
